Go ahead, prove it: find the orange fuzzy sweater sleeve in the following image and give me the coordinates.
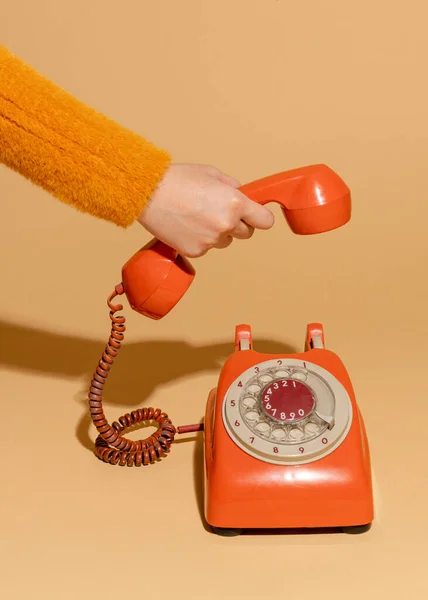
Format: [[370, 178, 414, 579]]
[[0, 44, 171, 227]]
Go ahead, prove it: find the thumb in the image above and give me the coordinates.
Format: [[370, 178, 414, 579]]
[[239, 193, 275, 230]]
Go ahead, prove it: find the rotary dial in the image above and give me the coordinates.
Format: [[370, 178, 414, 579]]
[[222, 359, 352, 465]]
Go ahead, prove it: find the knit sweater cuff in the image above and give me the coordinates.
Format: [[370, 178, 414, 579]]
[[0, 44, 171, 228]]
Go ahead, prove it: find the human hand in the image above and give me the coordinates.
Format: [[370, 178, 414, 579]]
[[137, 163, 275, 258]]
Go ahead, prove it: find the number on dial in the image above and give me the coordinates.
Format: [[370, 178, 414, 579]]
[[261, 379, 315, 423]]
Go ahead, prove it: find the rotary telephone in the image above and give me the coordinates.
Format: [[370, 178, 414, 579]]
[[88, 164, 374, 536]]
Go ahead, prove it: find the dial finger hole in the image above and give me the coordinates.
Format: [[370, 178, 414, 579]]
[[255, 422, 270, 433], [242, 396, 256, 408], [291, 371, 307, 381], [289, 428, 304, 440], [259, 374, 273, 383], [304, 421, 320, 435], [247, 384, 261, 394], [272, 428, 286, 441], [245, 411, 259, 422], [275, 370, 290, 377]]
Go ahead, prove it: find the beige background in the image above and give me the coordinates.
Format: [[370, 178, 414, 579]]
[[1, 1, 427, 598]]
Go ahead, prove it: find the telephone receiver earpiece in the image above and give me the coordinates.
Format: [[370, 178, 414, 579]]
[[118, 164, 351, 319]]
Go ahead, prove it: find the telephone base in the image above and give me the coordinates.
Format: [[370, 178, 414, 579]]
[[203, 323, 374, 535]]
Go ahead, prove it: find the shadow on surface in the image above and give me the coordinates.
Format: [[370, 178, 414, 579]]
[[0, 319, 296, 394], [0, 318, 296, 527], [214, 523, 372, 537]]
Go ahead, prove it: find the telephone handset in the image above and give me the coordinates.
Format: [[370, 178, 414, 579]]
[[118, 164, 351, 320], [88, 163, 374, 535]]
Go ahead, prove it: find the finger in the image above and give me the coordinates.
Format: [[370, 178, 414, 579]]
[[239, 194, 275, 230], [229, 220, 255, 240], [181, 247, 209, 259], [213, 235, 234, 250]]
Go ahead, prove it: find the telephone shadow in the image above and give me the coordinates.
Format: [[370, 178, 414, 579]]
[[0, 318, 297, 528]]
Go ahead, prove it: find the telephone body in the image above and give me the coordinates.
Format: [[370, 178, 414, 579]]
[[87, 163, 374, 535], [203, 323, 373, 535]]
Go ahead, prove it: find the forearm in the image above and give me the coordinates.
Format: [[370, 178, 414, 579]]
[[0, 44, 171, 227]]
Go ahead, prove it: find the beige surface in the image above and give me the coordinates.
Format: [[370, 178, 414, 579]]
[[1, 1, 428, 598]]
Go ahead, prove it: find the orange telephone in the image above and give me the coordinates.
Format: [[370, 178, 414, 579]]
[[88, 164, 374, 536]]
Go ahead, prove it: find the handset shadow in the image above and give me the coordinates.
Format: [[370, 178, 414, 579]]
[[0, 318, 298, 529]]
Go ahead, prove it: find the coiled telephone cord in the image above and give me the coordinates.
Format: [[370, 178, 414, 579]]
[[88, 287, 202, 467]]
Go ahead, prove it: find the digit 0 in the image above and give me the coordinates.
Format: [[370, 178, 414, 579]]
[[322, 438, 328, 444]]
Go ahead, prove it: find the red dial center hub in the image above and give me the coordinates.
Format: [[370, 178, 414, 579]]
[[261, 379, 315, 423]]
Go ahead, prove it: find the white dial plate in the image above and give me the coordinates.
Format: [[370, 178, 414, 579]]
[[222, 358, 353, 465]]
